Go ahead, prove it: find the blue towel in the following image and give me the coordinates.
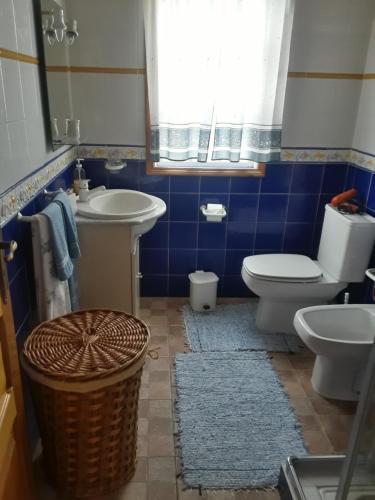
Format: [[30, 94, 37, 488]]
[[52, 192, 81, 258], [42, 202, 74, 281]]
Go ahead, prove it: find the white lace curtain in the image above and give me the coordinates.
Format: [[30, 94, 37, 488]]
[[144, 0, 294, 164]]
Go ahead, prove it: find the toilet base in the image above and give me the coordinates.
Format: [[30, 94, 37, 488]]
[[311, 355, 366, 401], [256, 298, 327, 335]]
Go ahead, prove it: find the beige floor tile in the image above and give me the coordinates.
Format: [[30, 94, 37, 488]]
[[288, 396, 316, 416], [118, 482, 148, 500], [206, 490, 237, 498], [148, 456, 176, 482], [149, 416, 174, 435], [169, 336, 187, 354], [235, 490, 280, 499], [303, 429, 334, 454], [147, 481, 177, 500], [147, 356, 172, 372], [148, 434, 175, 456], [138, 399, 149, 418], [149, 399, 173, 418], [149, 381, 172, 399], [137, 435, 149, 457], [151, 370, 171, 383], [138, 418, 149, 436], [133, 458, 148, 482]]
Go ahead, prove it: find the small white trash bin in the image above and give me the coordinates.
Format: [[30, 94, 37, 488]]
[[188, 270, 219, 312]]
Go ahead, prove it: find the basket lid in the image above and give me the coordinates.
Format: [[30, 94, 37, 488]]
[[23, 309, 150, 381]]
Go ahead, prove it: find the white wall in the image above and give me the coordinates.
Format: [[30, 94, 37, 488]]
[[282, 0, 375, 148], [64, 0, 145, 145], [352, 18, 375, 156], [0, 0, 48, 193], [58, 0, 375, 150]]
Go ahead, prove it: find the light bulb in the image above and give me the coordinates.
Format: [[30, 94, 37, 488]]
[[65, 19, 79, 46], [53, 8, 66, 43], [44, 15, 56, 46]]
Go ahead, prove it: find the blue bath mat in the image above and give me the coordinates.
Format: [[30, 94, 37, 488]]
[[175, 351, 307, 489], [182, 302, 303, 353]]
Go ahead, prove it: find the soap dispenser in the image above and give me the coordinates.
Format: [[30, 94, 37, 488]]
[[73, 158, 86, 194]]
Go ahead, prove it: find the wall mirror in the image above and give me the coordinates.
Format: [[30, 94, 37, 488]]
[[35, 0, 145, 152]]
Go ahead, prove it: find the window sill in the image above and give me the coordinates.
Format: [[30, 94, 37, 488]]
[[146, 160, 265, 177]]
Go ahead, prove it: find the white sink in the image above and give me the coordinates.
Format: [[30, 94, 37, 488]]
[[77, 189, 162, 220]]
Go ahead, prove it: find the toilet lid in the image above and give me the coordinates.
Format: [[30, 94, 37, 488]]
[[243, 254, 322, 282]]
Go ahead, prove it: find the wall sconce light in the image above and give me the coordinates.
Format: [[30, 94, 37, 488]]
[[42, 9, 78, 46]]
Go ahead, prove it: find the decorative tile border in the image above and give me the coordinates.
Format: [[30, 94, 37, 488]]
[[281, 148, 351, 163], [81, 145, 375, 171], [347, 149, 375, 172], [0, 146, 76, 227], [3, 144, 374, 228], [77, 145, 145, 160]]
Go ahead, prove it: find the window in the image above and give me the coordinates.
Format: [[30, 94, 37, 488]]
[[143, 0, 294, 176]]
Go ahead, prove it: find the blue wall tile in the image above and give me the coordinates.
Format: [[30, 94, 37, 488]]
[[258, 194, 288, 222], [231, 176, 260, 193], [108, 162, 140, 190], [170, 176, 200, 193], [200, 176, 230, 193], [141, 275, 168, 296], [169, 275, 190, 297], [197, 249, 226, 276], [287, 195, 318, 223], [254, 223, 284, 251], [141, 221, 169, 248], [170, 222, 197, 248], [321, 164, 347, 194], [140, 249, 168, 275], [227, 222, 255, 250], [221, 275, 252, 298], [284, 223, 314, 252], [367, 175, 375, 213], [350, 167, 372, 205], [140, 172, 170, 193], [228, 194, 258, 222], [170, 249, 197, 275], [198, 223, 226, 249], [170, 193, 198, 221], [261, 163, 292, 193], [9, 267, 31, 333], [291, 164, 323, 193], [225, 250, 250, 275]]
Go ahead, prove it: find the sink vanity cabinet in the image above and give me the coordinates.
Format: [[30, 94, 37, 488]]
[[76, 220, 141, 316], [74, 189, 166, 316]]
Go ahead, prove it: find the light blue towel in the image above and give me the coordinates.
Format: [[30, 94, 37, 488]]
[[52, 192, 81, 258], [42, 202, 74, 281]]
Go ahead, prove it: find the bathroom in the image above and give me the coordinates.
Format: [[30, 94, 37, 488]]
[[1, 0, 375, 499]]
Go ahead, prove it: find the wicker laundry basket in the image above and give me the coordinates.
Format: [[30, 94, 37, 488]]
[[22, 309, 150, 499]]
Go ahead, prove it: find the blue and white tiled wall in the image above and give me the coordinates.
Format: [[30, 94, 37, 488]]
[[83, 160, 351, 297], [4, 156, 375, 334]]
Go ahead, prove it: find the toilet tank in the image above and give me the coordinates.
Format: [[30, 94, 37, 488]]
[[318, 204, 375, 282]]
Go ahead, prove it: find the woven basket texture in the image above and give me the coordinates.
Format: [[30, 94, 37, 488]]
[[23, 309, 149, 380], [23, 309, 150, 498]]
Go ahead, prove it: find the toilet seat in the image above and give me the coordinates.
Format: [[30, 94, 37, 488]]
[[243, 254, 322, 283]]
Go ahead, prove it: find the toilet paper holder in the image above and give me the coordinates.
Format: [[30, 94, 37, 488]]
[[200, 203, 227, 222]]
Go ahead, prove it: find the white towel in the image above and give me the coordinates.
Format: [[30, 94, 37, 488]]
[[31, 214, 71, 322]]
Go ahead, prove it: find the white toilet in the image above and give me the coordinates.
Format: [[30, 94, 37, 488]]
[[241, 204, 375, 335], [294, 304, 375, 400]]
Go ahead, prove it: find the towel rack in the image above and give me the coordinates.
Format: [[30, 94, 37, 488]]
[[18, 189, 65, 222], [17, 212, 39, 222]]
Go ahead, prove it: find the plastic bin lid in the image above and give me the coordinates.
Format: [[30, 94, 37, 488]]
[[23, 309, 150, 381], [188, 270, 219, 284]]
